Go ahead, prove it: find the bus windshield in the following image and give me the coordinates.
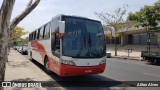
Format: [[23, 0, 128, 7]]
[[62, 17, 106, 58]]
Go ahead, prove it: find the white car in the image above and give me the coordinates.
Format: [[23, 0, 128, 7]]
[[106, 51, 111, 58], [20, 46, 28, 55], [17, 46, 22, 52]]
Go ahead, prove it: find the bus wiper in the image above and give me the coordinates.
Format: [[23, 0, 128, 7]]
[[97, 32, 106, 49], [88, 34, 101, 58], [76, 35, 86, 57]]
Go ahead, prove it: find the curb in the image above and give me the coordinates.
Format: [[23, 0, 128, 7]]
[[111, 56, 142, 61]]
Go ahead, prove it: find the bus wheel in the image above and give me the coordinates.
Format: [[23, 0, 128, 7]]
[[44, 57, 51, 74]]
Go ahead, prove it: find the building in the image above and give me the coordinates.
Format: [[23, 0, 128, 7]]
[[104, 22, 160, 46]]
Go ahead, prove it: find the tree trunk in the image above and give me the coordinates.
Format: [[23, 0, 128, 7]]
[[114, 37, 117, 56], [0, 0, 40, 86], [0, 0, 15, 83]]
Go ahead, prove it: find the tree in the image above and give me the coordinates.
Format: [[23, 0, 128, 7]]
[[15, 37, 29, 46], [8, 26, 28, 53], [128, 6, 158, 29], [0, 0, 40, 83], [95, 6, 127, 56], [128, 0, 160, 51], [154, 0, 160, 21], [9, 26, 28, 46]]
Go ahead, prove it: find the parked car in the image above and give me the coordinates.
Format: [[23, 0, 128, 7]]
[[20, 46, 28, 55], [12, 46, 17, 50], [106, 51, 111, 58], [17, 46, 22, 52]]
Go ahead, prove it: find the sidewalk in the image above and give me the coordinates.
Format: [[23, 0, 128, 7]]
[[4, 49, 52, 90], [107, 44, 143, 60], [109, 50, 142, 60]]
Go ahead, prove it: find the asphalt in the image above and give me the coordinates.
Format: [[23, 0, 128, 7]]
[[24, 55, 160, 81], [103, 58, 160, 81], [24, 55, 160, 90], [4, 50, 160, 90]]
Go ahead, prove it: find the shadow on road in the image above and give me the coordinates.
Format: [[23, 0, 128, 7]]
[[27, 57, 135, 89], [145, 61, 160, 66]]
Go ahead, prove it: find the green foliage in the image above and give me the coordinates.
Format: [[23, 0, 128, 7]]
[[15, 37, 29, 46], [154, 0, 160, 21], [9, 26, 28, 46], [128, 0, 160, 29]]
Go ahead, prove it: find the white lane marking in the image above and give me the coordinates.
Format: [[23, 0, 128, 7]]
[[143, 73, 160, 78]]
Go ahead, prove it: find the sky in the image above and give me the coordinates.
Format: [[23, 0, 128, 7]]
[[0, 0, 159, 38]]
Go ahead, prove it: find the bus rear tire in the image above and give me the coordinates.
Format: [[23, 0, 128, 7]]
[[44, 57, 51, 74], [30, 52, 34, 61]]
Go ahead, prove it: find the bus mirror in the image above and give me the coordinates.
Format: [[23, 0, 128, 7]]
[[110, 27, 115, 37], [59, 21, 65, 33]]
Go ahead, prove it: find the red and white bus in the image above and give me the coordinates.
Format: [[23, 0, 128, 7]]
[[28, 14, 107, 76]]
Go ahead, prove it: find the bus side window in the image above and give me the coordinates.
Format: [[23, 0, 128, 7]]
[[50, 17, 60, 57], [34, 31, 37, 40], [30, 34, 31, 41], [44, 24, 50, 39], [32, 32, 34, 40], [43, 25, 46, 39], [53, 32, 60, 57], [30, 33, 32, 41], [37, 29, 40, 40], [39, 26, 44, 39], [33, 32, 34, 40], [28, 34, 30, 41], [55, 32, 60, 50]]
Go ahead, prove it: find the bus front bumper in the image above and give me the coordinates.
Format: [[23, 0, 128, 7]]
[[59, 64, 106, 77]]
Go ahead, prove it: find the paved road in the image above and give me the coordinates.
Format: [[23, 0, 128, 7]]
[[23, 55, 160, 90], [103, 58, 160, 81]]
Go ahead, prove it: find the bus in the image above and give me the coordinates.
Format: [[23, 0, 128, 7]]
[[28, 14, 107, 77]]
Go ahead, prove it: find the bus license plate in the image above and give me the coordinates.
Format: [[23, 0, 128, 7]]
[[85, 70, 92, 73]]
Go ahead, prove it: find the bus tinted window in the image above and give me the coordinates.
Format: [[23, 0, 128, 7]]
[[37, 29, 40, 39], [44, 24, 50, 39], [39, 27, 44, 39], [29, 34, 30, 41], [31, 33, 33, 40], [30, 34, 31, 41], [62, 17, 106, 58], [34, 31, 37, 40], [51, 18, 59, 52]]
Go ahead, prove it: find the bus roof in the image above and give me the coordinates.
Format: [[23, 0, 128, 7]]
[[30, 14, 101, 34], [53, 14, 100, 22]]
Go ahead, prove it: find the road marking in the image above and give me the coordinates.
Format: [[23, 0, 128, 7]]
[[143, 73, 160, 78]]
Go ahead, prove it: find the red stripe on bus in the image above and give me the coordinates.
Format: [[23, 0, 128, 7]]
[[31, 40, 47, 62]]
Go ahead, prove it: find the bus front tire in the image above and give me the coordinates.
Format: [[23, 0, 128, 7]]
[[44, 57, 51, 74]]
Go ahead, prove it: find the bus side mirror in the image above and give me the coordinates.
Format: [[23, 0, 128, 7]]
[[110, 27, 115, 37], [59, 21, 65, 33]]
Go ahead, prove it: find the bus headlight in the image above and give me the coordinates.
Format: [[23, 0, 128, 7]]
[[99, 58, 106, 64], [60, 59, 75, 66]]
